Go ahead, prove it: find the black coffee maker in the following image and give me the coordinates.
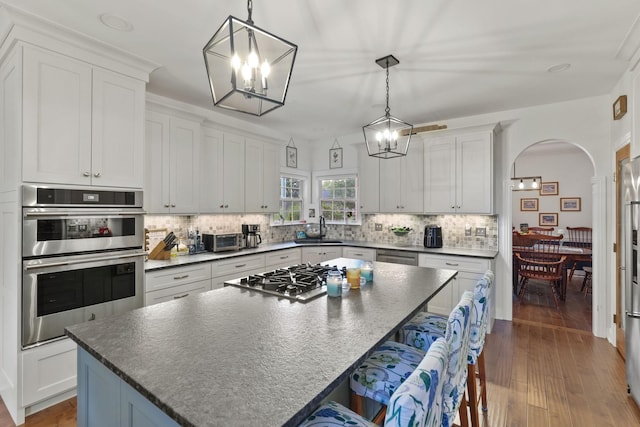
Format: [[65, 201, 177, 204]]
[[424, 225, 443, 248], [242, 224, 262, 248]]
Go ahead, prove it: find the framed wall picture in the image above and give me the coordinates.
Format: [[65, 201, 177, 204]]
[[520, 198, 538, 211], [286, 145, 297, 168], [539, 212, 558, 226], [329, 147, 343, 169], [539, 181, 559, 196], [560, 197, 581, 211], [613, 95, 627, 120]]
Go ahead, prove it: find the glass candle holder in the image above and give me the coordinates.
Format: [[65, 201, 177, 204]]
[[360, 262, 374, 282], [326, 270, 342, 297]]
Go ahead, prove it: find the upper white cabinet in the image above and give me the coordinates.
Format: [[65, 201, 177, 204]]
[[200, 130, 245, 213], [424, 126, 494, 214], [145, 111, 200, 214], [245, 138, 280, 213], [357, 144, 380, 213], [22, 45, 145, 188], [379, 140, 424, 213]]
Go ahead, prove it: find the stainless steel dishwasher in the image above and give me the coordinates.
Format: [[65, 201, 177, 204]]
[[376, 249, 418, 266]]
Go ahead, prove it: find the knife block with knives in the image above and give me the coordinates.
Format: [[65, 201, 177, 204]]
[[148, 231, 177, 260]]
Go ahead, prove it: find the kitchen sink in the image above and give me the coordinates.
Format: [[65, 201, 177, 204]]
[[294, 239, 343, 244]]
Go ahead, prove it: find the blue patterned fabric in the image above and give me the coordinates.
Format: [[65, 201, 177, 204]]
[[298, 400, 376, 426], [398, 312, 448, 350], [384, 338, 449, 427], [442, 291, 473, 427], [350, 341, 426, 406], [468, 272, 493, 364]]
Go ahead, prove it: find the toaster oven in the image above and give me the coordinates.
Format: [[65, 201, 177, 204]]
[[203, 233, 242, 252]]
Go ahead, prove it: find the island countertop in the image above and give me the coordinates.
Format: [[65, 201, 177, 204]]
[[65, 259, 457, 426]]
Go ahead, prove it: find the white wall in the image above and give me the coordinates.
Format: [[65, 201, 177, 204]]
[[511, 143, 593, 232]]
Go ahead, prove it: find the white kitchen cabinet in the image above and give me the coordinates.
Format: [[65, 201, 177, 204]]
[[200, 129, 245, 213], [211, 254, 266, 290], [379, 140, 424, 213], [245, 138, 280, 213], [342, 247, 376, 262], [265, 248, 302, 270], [424, 126, 494, 214], [357, 144, 380, 213], [145, 263, 212, 306], [22, 45, 145, 188], [145, 111, 200, 214], [301, 246, 343, 264], [21, 338, 77, 407], [418, 253, 494, 331]]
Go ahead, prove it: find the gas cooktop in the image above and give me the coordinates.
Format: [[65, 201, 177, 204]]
[[225, 263, 345, 302]]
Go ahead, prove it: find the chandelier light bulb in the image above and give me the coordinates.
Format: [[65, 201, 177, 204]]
[[383, 128, 390, 139], [391, 130, 398, 140], [261, 60, 270, 77], [532, 179, 539, 189], [241, 63, 252, 81], [375, 131, 382, 141], [231, 54, 241, 71], [518, 179, 524, 189], [248, 51, 259, 68]]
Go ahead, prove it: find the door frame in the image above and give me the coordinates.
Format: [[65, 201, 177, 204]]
[[616, 144, 630, 358]]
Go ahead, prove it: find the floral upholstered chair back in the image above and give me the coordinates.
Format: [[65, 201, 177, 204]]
[[385, 337, 449, 427], [469, 271, 493, 364], [442, 291, 474, 427]]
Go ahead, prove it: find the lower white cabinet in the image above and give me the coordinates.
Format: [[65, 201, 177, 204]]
[[22, 338, 77, 406], [145, 263, 212, 306], [211, 254, 266, 290], [301, 246, 343, 264], [265, 248, 301, 270], [342, 247, 376, 262], [418, 253, 494, 331]]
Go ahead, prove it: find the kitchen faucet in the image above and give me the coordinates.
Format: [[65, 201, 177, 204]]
[[319, 216, 326, 239]]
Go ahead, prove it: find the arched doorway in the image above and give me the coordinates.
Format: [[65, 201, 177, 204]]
[[509, 140, 596, 331]]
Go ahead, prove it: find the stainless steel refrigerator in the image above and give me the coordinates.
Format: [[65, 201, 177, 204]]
[[624, 157, 640, 404]]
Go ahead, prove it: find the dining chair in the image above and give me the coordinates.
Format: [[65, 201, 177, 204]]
[[565, 226, 592, 281], [528, 226, 554, 235], [515, 251, 566, 309]]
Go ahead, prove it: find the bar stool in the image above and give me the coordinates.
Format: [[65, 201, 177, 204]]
[[582, 266, 592, 298], [399, 271, 494, 427], [298, 337, 450, 427], [349, 291, 473, 427]]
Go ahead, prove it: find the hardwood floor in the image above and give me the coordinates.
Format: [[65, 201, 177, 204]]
[[513, 272, 593, 332], [1, 279, 637, 426]]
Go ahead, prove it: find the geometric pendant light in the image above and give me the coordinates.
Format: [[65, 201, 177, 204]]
[[203, 0, 298, 116]]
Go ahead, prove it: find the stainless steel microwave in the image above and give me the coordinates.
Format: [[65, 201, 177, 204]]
[[203, 233, 241, 252]]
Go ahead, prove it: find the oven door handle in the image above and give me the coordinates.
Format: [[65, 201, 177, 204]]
[[24, 252, 146, 270], [23, 211, 147, 217]]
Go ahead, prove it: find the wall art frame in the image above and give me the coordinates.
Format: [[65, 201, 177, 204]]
[[520, 198, 539, 211], [539, 212, 558, 226], [560, 197, 581, 211], [539, 181, 559, 196]]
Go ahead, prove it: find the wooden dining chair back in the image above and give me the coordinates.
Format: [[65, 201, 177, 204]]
[[565, 227, 592, 280], [528, 226, 554, 235], [514, 233, 565, 308], [512, 231, 538, 247]]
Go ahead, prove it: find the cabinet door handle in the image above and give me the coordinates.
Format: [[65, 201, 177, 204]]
[[450, 205, 455, 209], [164, 204, 170, 208], [171, 204, 176, 207], [93, 172, 101, 178], [235, 263, 246, 268], [264, 205, 267, 209], [220, 204, 224, 208], [280, 256, 289, 259], [445, 262, 459, 266], [174, 274, 189, 280], [173, 293, 189, 299], [225, 205, 229, 208], [83, 171, 91, 177]]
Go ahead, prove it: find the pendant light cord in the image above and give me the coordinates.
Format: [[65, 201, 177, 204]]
[[385, 59, 391, 118], [247, 0, 254, 24]]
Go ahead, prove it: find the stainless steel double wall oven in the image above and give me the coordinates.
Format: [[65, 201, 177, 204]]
[[22, 185, 145, 348]]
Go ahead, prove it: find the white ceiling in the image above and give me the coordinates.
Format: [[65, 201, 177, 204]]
[[4, 0, 640, 143]]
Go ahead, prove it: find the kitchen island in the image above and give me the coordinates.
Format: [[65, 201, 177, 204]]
[[65, 259, 457, 426]]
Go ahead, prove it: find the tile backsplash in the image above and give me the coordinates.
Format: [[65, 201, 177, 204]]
[[145, 214, 497, 250]]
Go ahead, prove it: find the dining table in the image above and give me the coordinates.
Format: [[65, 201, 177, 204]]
[[512, 242, 592, 300]]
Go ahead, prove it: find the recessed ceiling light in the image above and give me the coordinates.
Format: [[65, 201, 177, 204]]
[[99, 13, 133, 32], [547, 63, 571, 73]]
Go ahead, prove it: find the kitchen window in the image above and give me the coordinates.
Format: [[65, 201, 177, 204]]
[[276, 176, 304, 223], [319, 176, 358, 223]]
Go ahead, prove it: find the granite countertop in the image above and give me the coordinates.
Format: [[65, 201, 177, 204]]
[[66, 258, 458, 427], [145, 240, 498, 271]]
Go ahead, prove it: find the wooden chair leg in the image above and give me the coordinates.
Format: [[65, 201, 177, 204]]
[[550, 280, 560, 309], [467, 363, 479, 427], [371, 406, 387, 425], [518, 278, 529, 300], [477, 350, 488, 412], [457, 391, 470, 427], [350, 391, 364, 416], [568, 262, 577, 281]]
